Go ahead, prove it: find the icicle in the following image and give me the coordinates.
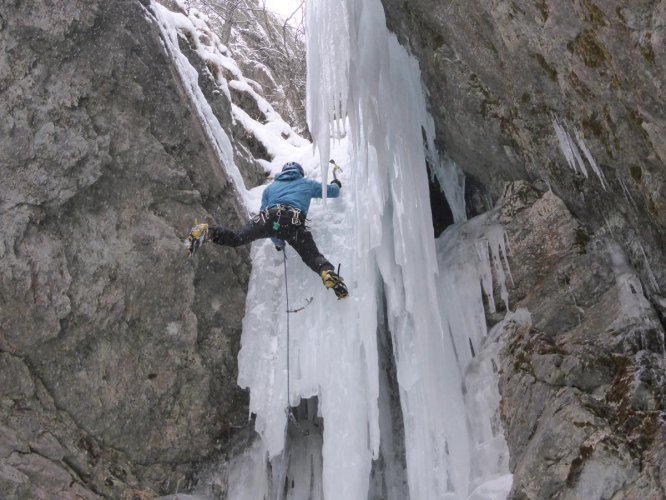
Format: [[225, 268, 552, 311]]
[[574, 128, 608, 190], [553, 117, 611, 191], [475, 239, 497, 314], [305, 0, 350, 198], [636, 242, 660, 293], [464, 312, 519, 497], [618, 176, 638, 210], [552, 116, 587, 177]]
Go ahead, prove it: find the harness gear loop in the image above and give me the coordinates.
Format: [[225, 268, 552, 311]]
[[268, 205, 304, 232]]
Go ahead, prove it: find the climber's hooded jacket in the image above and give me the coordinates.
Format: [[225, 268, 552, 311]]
[[261, 165, 340, 215]]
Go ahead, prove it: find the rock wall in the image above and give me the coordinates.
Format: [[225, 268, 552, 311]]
[[381, 0, 666, 279], [498, 182, 666, 498], [0, 0, 264, 496], [380, 1, 666, 497]]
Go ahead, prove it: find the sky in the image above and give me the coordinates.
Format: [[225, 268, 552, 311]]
[[263, 0, 304, 25]]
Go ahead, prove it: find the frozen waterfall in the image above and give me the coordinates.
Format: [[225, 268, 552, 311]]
[[228, 0, 512, 499], [154, 0, 514, 498]]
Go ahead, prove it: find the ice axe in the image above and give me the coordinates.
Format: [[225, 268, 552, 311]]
[[329, 159, 342, 182]]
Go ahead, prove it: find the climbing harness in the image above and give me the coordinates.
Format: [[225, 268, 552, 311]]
[[267, 204, 305, 230]]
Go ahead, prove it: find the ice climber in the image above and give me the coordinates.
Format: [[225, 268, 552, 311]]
[[188, 161, 349, 299]]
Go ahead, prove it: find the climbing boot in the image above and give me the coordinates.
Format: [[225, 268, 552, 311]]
[[321, 270, 348, 299]]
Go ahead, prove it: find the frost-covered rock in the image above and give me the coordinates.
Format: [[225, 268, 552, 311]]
[[190, 0, 308, 134]]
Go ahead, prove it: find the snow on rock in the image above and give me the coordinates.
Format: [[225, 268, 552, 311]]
[[150, 0, 311, 212], [151, 1, 252, 208]]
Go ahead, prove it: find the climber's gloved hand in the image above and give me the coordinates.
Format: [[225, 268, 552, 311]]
[[331, 178, 342, 188], [189, 223, 208, 240], [187, 223, 209, 256]]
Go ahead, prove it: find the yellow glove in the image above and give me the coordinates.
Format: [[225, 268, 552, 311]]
[[187, 223, 209, 256], [189, 223, 209, 240]]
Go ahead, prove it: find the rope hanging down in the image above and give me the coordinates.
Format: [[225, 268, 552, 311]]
[[275, 250, 291, 500], [283, 250, 291, 419], [275, 250, 314, 500]]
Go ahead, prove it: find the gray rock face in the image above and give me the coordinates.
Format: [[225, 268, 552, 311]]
[[0, 0, 270, 496], [497, 182, 666, 499], [381, 0, 665, 289]]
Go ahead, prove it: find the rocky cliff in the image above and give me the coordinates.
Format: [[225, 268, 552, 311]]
[[381, 1, 666, 497], [3, 0, 666, 498], [0, 0, 281, 496], [498, 182, 666, 498]]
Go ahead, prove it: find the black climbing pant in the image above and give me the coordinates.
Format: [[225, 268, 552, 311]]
[[207, 206, 334, 275]]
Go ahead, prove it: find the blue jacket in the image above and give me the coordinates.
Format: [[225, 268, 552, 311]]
[[261, 170, 340, 215]]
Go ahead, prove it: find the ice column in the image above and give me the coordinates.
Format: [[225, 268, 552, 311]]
[[307, 0, 478, 498], [230, 0, 511, 496]]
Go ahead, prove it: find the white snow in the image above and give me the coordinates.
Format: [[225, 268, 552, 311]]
[[151, 2, 252, 209]]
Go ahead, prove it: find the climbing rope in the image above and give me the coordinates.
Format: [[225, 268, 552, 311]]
[[275, 250, 313, 499], [275, 250, 291, 500], [283, 250, 291, 417]]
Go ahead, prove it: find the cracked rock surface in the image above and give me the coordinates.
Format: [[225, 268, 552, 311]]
[[497, 182, 666, 499], [0, 0, 259, 496]]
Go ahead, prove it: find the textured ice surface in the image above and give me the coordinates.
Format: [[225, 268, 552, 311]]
[[235, 0, 511, 497]]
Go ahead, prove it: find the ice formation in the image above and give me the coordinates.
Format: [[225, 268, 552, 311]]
[[234, 0, 511, 498], [152, 0, 513, 498], [552, 116, 608, 190]]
